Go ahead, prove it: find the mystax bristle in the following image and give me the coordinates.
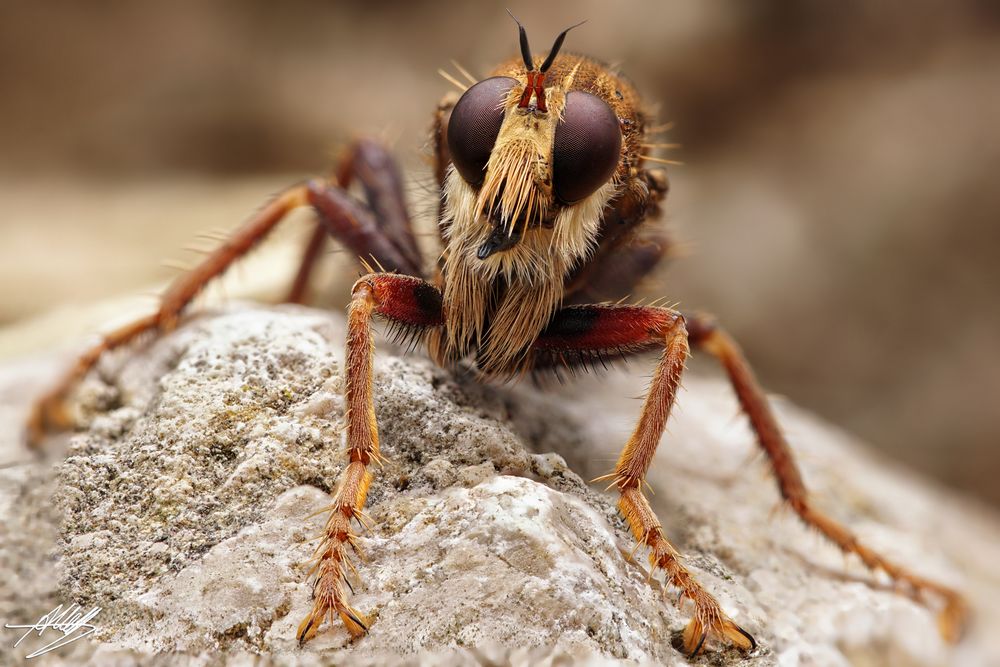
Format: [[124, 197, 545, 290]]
[[475, 140, 542, 237]]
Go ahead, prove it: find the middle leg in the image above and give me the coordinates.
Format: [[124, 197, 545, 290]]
[[287, 139, 424, 304], [531, 305, 756, 656], [683, 312, 968, 641]]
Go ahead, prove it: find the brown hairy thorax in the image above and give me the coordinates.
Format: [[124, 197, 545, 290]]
[[430, 53, 648, 376]]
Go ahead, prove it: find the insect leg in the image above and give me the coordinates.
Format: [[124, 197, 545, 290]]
[[304, 178, 421, 277], [25, 185, 311, 447], [531, 305, 756, 656], [565, 234, 670, 305], [297, 273, 442, 643], [287, 139, 424, 303], [286, 222, 330, 305], [684, 312, 968, 642]]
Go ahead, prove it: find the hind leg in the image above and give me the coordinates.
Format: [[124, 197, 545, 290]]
[[27, 140, 425, 447]]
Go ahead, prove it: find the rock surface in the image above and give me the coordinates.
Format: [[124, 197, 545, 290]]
[[2, 304, 999, 666]]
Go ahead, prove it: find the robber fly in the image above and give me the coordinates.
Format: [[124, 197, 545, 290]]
[[27, 14, 966, 657]]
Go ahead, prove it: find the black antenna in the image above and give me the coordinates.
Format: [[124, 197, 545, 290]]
[[540, 20, 587, 73], [506, 9, 534, 71]]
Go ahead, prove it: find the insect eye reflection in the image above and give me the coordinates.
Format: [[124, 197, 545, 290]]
[[447, 76, 516, 186]]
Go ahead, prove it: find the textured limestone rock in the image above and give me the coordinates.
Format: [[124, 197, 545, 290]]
[[2, 303, 999, 666]]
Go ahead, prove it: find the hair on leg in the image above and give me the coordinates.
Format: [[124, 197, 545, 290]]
[[531, 304, 756, 656], [297, 272, 442, 643]]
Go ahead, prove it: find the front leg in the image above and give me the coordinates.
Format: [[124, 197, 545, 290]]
[[532, 305, 756, 656], [297, 273, 443, 643]]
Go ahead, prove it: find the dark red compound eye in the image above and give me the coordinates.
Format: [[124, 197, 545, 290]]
[[447, 76, 517, 186], [552, 92, 622, 204]]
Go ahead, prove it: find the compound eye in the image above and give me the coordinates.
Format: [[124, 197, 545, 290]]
[[552, 92, 622, 204], [447, 76, 517, 186]]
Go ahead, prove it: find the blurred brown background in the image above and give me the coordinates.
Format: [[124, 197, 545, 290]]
[[0, 1, 998, 504]]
